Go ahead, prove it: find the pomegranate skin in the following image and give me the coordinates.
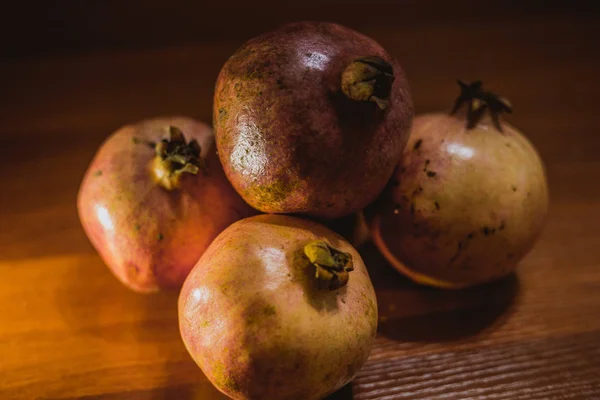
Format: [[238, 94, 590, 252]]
[[77, 117, 255, 292], [372, 112, 549, 288], [214, 21, 413, 219]]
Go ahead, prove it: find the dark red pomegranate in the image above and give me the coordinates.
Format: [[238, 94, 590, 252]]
[[214, 21, 413, 219]]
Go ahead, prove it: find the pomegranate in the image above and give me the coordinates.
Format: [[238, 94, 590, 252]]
[[179, 215, 377, 399], [77, 117, 255, 292], [214, 21, 413, 219], [372, 81, 549, 288]]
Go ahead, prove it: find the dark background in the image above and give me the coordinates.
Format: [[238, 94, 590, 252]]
[[2, 0, 598, 60]]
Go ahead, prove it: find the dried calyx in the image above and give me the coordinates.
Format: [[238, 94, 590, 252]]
[[341, 56, 395, 110], [148, 126, 204, 190], [451, 80, 513, 132], [303, 240, 354, 290]]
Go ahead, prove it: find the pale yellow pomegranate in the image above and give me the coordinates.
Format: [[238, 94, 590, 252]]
[[372, 81, 549, 288]]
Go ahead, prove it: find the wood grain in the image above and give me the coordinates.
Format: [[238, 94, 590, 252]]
[[1, 9, 600, 400]]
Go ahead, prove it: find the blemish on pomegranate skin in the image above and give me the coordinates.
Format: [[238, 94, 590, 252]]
[[263, 304, 276, 316], [512, 185, 517, 192], [434, 201, 440, 210], [449, 241, 464, 263], [93, 170, 103, 177], [413, 139, 422, 150], [157, 233, 164, 241], [426, 171, 437, 178], [218, 108, 228, 124]]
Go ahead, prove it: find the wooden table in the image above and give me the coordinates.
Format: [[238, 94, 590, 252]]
[[1, 10, 599, 400]]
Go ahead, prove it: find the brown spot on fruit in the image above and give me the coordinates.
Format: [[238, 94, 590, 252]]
[[218, 108, 228, 124], [157, 233, 164, 241], [512, 185, 517, 192], [93, 170, 103, 177], [482, 227, 491, 236], [427, 171, 437, 178], [434, 201, 440, 210], [449, 241, 464, 264], [413, 139, 423, 150], [263, 304, 276, 316]]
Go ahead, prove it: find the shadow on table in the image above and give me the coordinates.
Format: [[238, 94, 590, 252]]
[[360, 243, 521, 342], [325, 382, 354, 399]]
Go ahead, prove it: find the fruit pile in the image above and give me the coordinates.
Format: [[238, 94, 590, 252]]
[[78, 22, 549, 400]]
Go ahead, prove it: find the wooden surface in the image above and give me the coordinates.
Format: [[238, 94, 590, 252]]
[[1, 9, 600, 400]]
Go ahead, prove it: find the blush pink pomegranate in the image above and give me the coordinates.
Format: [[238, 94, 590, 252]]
[[179, 215, 377, 400], [372, 81, 549, 288], [77, 117, 255, 292], [214, 21, 413, 219]]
